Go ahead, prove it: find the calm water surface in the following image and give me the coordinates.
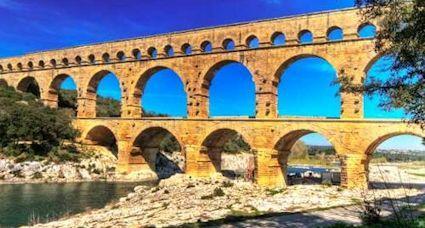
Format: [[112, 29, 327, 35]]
[[0, 182, 149, 227]]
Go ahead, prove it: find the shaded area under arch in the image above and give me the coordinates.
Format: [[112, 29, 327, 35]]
[[17, 77, 40, 98], [131, 127, 184, 179]]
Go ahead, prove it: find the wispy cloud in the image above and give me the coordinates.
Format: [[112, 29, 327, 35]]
[[0, 0, 24, 11]]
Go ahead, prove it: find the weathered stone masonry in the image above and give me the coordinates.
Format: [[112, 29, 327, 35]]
[[0, 8, 423, 188]]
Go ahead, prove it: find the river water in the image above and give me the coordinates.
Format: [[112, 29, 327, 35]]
[[0, 182, 146, 227]]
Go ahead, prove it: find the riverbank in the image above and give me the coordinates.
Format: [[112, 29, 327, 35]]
[[32, 162, 425, 227]]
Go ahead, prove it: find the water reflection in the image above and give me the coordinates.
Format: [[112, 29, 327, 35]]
[[0, 182, 146, 227]]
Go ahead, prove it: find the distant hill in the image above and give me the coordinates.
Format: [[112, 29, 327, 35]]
[[58, 90, 168, 117]]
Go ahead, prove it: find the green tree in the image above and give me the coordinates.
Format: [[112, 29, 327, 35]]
[[0, 85, 79, 156], [340, 0, 424, 128]]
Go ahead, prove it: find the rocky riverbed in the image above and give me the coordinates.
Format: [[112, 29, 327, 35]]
[[32, 164, 425, 228]]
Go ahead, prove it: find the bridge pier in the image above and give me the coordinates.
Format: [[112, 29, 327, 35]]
[[255, 148, 286, 188], [340, 153, 368, 189]]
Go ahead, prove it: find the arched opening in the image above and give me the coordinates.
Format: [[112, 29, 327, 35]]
[[7, 63, 13, 71], [271, 32, 286, 46], [75, 56, 82, 65], [358, 23, 376, 38], [366, 133, 425, 189], [246, 35, 259, 49], [364, 56, 406, 119], [277, 56, 340, 118], [181, 43, 192, 55], [201, 129, 254, 181], [27, 61, 34, 69], [201, 41, 212, 52], [17, 63, 23, 70], [50, 59, 57, 68], [87, 70, 122, 117], [299, 30, 313, 44], [49, 74, 78, 116], [135, 67, 187, 117], [38, 60, 45, 68], [17, 76, 40, 98], [132, 127, 183, 179], [102, 53, 110, 63], [327, 27, 343, 41], [223, 39, 235, 51], [132, 49, 142, 60], [148, 47, 158, 59], [88, 54, 96, 64], [275, 130, 341, 186], [0, 79, 8, 87], [62, 58, 69, 66], [206, 61, 256, 117], [164, 45, 174, 57], [85, 126, 118, 158], [117, 51, 126, 61]]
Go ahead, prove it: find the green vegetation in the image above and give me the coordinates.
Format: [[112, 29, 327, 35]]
[[372, 151, 425, 163], [288, 142, 339, 167], [340, 0, 425, 128], [0, 85, 80, 162], [58, 89, 169, 118], [223, 134, 251, 154]]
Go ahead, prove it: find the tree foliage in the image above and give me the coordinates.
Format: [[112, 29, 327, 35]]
[[58, 90, 169, 117], [0, 85, 79, 156], [340, 0, 424, 127]]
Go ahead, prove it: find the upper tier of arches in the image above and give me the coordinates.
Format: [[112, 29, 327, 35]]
[[0, 21, 377, 73]]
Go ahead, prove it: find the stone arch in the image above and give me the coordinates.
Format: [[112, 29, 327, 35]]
[[17, 76, 41, 98], [75, 56, 82, 65], [62, 58, 69, 66], [7, 63, 13, 71], [164, 45, 174, 57], [364, 131, 425, 187], [116, 51, 126, 61], [132, 66, 187, 117], [201, 40, 212, 52], [86, 69, 122, 117], [365, 132, 425, 156], [0, 78, 8, 87], [38, 60, 45, 68], [50, 59, 57, 68], [132, 48, 142, 59], [222, 38, 235, 51], [274, 129, 340, 186], [274, 54, 338, 82], [271, 32, 286, 46], [275, 54, 341, 117], [148, 47, 158, 59], [88, 54, 96, 64], [181, 43, 192, 55], [102, 53, 110, 63], [27, 61, 34, 69], [358, 22, 377, 38], [327, 26, 344, 41], [246, 35, 259, 48], [17, 62, 23, 70], [131, 126, 184, 178], [200, 128, 253, 177], [47, 74, 78, 108], [363, 52, 387, 76], [202, 60, 256, 117], [298, 30, 313, 44], [84, 125, 118, 158]]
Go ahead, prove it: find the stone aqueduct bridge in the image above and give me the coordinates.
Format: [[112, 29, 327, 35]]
[[0, 8, 423, 188]]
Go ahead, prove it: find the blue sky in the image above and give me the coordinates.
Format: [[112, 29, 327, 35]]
[[2, 0, 423, 151]]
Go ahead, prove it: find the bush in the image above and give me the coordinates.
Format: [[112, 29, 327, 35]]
[[0, 86, 79, 158]]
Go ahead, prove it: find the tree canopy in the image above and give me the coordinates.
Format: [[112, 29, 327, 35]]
[[0, 85, 79, 156], [341, 0, 424, 128]]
